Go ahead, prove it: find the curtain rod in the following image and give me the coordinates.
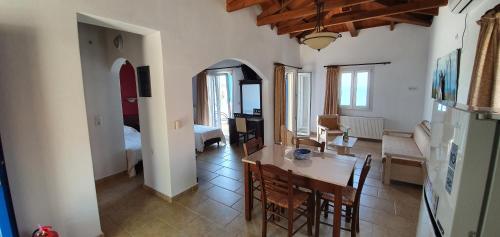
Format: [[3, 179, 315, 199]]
[[274, 62, 302, 70], [205, 65, 242, 71], [324, 62, 391, 67]]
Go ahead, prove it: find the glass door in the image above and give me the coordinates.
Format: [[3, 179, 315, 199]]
[[207, 72, 233, 136], [0, 137, 17, 237], [296, 72, 312, 137]]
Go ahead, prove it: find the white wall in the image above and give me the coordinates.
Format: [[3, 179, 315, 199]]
[[301, 24, 431, 132], [78, 23, 146, 180], [422, 0, 500, 120], [0, 1, 300, 236]]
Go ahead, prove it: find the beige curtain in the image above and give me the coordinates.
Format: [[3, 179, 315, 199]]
[[323, 66, 340, 114], [468, 6, 500, 107], [274, 64, 286, 144], [195, 70, 209, 125]]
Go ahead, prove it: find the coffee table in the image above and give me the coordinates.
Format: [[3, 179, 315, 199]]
[[328, 136, 358, 155]]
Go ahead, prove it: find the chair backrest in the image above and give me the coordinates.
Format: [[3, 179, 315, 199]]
[[255, 161, 295, 209], [243, 137, 263, 157], [295, 138, 325, 152], [414, 121, 431, 158], [317, 114, 340, 130], [354, 154, 372, 205], [236, 117, 247, 133], [280, 125, 295, 146]]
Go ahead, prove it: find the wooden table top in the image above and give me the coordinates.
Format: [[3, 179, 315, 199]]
[[242, 144, 357, 187], [329, 136, 358, 148]]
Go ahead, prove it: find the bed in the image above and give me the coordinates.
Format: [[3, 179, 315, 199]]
[[193, 124, 226, 152], [124, 125, 142, 177]]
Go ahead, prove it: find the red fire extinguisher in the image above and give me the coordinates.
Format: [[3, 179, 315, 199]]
[[32, 225, 59, 237]]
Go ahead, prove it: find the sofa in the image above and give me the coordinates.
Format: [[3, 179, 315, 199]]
[[382, 121, 430, 185]]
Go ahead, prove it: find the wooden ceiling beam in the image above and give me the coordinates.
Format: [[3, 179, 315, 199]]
[[226, 0, 271, 12], [257, 0, 375, 26], [259, 0, 309, 18], [380, 14, 432, 26], [277, 0, 447, 34], [345, 22, 359, 37], [414, 8, 439, 16]]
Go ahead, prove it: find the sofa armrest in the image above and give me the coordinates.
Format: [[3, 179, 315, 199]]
[[383, 129, 414, 137]]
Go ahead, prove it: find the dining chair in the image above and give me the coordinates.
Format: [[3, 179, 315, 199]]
[[295, 138, 326, 152], [255, 161, 314, 237], [236, 117, 256, 144], [315, 154, 372, 237], [243, 137, 264, 204], [281, 125, 296, 146], [243, 137, 263, 157]]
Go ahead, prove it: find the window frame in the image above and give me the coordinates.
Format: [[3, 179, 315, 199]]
[[338, 68, 373, 111]]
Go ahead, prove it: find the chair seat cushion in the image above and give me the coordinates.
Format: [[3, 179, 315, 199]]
[[267, 189, 310, 209], [382, 135, 422, 158], [322, 186, 356, 206]]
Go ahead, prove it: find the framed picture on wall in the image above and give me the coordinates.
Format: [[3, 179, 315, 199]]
[[432, 49, 460, 102]]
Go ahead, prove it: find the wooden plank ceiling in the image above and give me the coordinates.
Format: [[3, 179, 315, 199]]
[[226, 0, 447, 39]]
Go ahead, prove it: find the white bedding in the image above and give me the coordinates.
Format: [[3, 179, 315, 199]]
[[124, 126, 142, 177], [193, 124, 226, 152]]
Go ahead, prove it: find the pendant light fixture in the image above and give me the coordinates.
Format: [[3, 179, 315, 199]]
[[300, 0, 341, 51]]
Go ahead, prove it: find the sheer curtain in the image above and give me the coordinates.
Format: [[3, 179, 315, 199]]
[[207, 72, 233, 128], [207, 73, 220, 128]]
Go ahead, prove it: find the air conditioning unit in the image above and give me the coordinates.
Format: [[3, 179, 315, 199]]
[[448, 0, 475, 13]]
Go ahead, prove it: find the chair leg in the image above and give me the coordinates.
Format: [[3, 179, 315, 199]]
[[350, 206, 356, 237], [307, 195, 313, 236], [262, 203, 268, 237], [356, 206, 360, 233], [315, 191, 321, 237], [323, 200, 329, 219], [288, 206, 294, 237]]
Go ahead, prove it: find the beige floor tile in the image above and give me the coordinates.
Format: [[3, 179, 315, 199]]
[[210, 175, 242, 191], [197, 160, 223, 172], [205, 185, 242, 206], [151, 203, 199, 227], [191, 199, 240, 226], [179, 216, 231, 237], [220, 159, 243, 171], [216, 167, 243, 180]]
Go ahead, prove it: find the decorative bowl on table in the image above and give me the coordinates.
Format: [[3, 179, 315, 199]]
[[294, 148, 312, 160]]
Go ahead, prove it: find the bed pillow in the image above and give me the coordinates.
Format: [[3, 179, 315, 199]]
[[124, 125, 139, 135]]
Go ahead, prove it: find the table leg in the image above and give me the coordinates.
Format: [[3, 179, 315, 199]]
[[244, 162, 252, 221], [332, 187, 342, 237]]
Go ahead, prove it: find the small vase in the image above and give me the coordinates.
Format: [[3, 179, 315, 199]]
[[343, 132, 349, 143]]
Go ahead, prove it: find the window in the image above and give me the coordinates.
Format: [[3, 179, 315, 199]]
[[339, 69, 371, 110]]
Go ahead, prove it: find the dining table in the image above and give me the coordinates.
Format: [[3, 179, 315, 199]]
[[242, 144, 358, 237]]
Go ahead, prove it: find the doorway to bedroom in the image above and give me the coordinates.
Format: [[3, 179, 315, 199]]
[[77, 20, 152, 233]]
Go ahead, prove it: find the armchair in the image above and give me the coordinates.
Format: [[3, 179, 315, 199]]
[[316, 114, 343, 143]]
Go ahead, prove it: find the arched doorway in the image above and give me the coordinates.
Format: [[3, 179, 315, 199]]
[[192, 59, 264, 154]]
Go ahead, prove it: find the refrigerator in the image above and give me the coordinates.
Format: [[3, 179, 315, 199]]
[[417, 102, 500, 237]]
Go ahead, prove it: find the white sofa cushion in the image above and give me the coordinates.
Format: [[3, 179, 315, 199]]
[[382, 135, 423, 158]]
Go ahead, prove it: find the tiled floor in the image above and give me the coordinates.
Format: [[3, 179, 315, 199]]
[[97, 140, 422, 237]]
